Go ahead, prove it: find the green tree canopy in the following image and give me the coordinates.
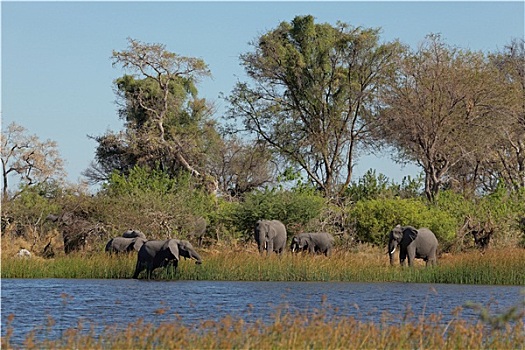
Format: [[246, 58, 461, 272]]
[[85, 38, 219, 194], [227, 15, 402, 199]]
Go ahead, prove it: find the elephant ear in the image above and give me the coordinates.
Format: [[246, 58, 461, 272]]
[[133, 238, 146, 251], [265, 225, 274, 239], [405, 226, 419, 241], [167, 239, 180, 261]]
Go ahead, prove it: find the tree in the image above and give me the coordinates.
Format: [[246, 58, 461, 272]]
[[86, 38, 219, 193], [207, 136, 274, 198], [1, 122, 66, 199], [487, 38, 525, 191], [378, 34, 499, 201], [227, 15, 401, 199]]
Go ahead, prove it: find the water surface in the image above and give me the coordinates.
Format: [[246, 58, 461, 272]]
[[2, 279, 523, 345]]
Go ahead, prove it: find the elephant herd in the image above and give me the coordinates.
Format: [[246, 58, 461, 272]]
[[106, 221, 439, 279], [255, 220, 439, 267], [105, 229, 202, 279], [255, 219, 336, 257]]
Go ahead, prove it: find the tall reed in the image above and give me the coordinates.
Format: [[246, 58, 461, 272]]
[[2, 248, 524, 285], [2, 303, 524, 349]]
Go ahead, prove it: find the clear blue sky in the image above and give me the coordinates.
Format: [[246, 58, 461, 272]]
[[3, 1, 524, 187]]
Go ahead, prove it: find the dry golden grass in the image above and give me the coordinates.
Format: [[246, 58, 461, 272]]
[[2, 306, 524, 350]]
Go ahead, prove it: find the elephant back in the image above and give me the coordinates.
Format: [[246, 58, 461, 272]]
[[122, 229, 147, 239]]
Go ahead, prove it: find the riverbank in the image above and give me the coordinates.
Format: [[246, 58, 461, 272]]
[[3, 247, 524, 285]]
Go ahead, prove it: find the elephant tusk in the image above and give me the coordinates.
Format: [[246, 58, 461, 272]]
[[389, 247, 396, 255]]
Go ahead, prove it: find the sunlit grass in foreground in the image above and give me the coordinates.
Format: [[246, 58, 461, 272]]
[[3, 247, 524, 285], [2, 300, 524, 350]]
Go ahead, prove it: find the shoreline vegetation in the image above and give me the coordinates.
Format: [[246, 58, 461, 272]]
[[2, 291, 524, 350], [3, 247, 524, 285]]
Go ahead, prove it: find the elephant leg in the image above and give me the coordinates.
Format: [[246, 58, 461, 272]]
[[407, 247, 416, 267], [399, 248, 407, 266], [146, 262, 154, 279], [427, 254, 437, 266], [267, 240, 274, 254], [132, 260, 143, 279]]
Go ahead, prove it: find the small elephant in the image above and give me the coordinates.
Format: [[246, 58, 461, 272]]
[[132, 239, 203, 279], [290, 232, 335, 256], [388, 225, 438, 267], [122, 229, 147, 239], [254, 219, 287, 255], [105, 236, 147, 254]]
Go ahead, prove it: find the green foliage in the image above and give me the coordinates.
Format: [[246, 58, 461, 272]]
[[348, 198, 457, 246], [345, 169, 424, 201], [229, 15, 403, 197], [435, 187, 525, 248], [103, 165, 179, 197], [95, 168, 215, 241], [2, 182, 66, 240], [231, 187, 325, 239]]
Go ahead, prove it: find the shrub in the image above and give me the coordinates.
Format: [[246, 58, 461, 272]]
[[344, 169, 424, 201], [435, 188, 525, 249], [348, 198, 457, 247], [102, 165, 179, 197], [231, 188, 325, 240]]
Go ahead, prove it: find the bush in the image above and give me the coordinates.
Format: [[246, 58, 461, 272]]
[[345, 169, 424, 202], [102, 165, 179, 197], [96, 169, 216, 242], [435, 187, 525, 249], [231, 187, 325, 240], [348, 198, 457, 247]]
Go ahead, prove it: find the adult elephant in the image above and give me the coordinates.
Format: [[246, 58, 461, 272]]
[[105, 236, 147, 254], [290, 232, 335, 256], [388, 225, 438, 267], [254, 220, 287, 255], [122, 229, 147, 239], [132, 239, 202, 279]]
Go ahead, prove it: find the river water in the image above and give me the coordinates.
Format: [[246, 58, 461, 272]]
[[1, 279, 523, 345]]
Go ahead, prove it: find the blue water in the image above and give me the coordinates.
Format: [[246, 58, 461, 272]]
[[2, 279, 523, 345]]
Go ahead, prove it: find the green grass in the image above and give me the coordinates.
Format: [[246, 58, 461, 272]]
[[2, 248, 525, 285]]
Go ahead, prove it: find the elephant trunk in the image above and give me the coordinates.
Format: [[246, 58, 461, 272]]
[[192, 251, 203, 265]]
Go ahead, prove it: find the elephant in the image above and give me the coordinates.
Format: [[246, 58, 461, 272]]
[[105, 236, 147, 254], [290, 232, 335, 256], [122, 229, 147, 239], [254, 219, 287, 255], [132, 239, 202, 279], [388, 225, 438, 267]]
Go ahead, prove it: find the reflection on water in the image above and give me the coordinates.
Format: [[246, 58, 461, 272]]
[[1, 279, 523, 345]]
